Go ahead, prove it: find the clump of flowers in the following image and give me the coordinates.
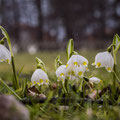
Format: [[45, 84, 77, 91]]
[[55, 39, 102, 95], [55, 35, 120, 98]]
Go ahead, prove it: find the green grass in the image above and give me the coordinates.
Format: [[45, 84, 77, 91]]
[[0, 50, 104, 74], [1, 50, 120, 84], [0, 50, 120, 120]]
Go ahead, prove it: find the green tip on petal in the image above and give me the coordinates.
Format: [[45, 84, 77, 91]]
[[37, 64, 42, 69], [92, 62, 95, 66], [0, 37, 5, 45]]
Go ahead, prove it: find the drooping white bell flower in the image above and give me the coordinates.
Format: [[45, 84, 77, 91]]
[[74, 65, 86, 78], [89, 77, 102, 84], [31, 69, 49, 86], [92, 51, 114, 72], [0, 44, 11, 64], [66, 55, 88, 68], [56, 65, 67, 83], [66, 55, 88, 78]]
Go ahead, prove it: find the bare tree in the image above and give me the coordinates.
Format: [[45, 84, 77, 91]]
[[12, 0, 20, 44]]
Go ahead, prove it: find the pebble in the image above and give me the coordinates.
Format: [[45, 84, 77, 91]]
[[0, 95, 30, 120]]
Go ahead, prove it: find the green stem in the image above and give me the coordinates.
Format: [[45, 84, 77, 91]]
[[112, 50, 117, 99], [49, 81, 53, 91], [64, 79, 68, 93], [77, 78, 83, 92], [113, 71, 120, 82], [11, 56, 19, 90], [113, 51, 117, 96], [61, 82, 67, 94]]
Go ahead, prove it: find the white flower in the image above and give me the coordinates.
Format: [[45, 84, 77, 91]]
[[66, 55, 88, 79], [67, 55, 88, 68], [31, 69, 49, 86], [0, 44, 11, 64], [92, 51, 114, 72], [89, 77, 102, 84], [56, 65, 67, 83]]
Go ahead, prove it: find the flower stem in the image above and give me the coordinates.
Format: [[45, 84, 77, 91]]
[[77, 78, 83, 92], [61, 82, 67, 94], [64, 79, 68, 93], [113, 71, 120, 82], [11, 56, 19, 90], [113, 51, 117, 96]]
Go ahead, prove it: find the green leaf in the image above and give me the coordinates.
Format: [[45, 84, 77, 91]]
[[21, 79, 27, 96], [66, 39, 74, 60], [18, 65, 25, 78], [0, 37, 6, 45], [113, 34, 120, 53], [36, 57, 46, 72], [55, 55, 63, 70], [42, 91, 53, 110], [0, 78, 21, 100]]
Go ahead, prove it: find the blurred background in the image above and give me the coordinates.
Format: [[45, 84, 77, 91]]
[[0, 0, 120, 53]]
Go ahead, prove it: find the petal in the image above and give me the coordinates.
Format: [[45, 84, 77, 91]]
[[67, 55, 88, 67], [96, 62, 101, 68], [56, 65, 67, 78], [94, 51, 114, 72], [0, 44, 11, 64], [89, 77, 101, 84]]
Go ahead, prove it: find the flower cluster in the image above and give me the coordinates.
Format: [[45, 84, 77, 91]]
[[55, 50, 114, 85], [56, 54, 89, 83]]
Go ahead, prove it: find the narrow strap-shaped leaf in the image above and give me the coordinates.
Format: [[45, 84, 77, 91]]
[[66, 39, 74, 60], [0, 78, 21, 100], [18, 65, 25, 78], [113, 34, 120, 53], [21, 79, 27, 96]]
